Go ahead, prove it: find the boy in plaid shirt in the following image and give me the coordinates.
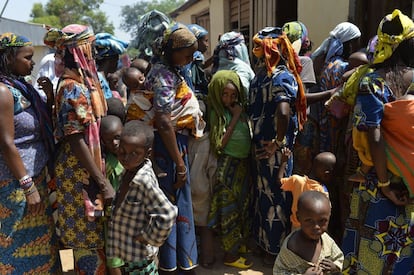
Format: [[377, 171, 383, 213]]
[[107, 121, 177, 275]]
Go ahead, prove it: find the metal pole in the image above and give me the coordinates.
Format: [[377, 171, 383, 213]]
[[0, 0, 10, 18]]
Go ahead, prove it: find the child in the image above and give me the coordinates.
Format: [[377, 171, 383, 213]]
[[124, 67, 154, 124], [278, 148, 335, 230], [106, 97, 126, 123], [107, 121, 178, 275], [100, 115, 124, 192], [100, 115, 125, 274], [273, 191, 343, 275], [207, 70, 253, 269]]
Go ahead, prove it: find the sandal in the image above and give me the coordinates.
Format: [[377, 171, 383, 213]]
[[224, 256, 253, 269]]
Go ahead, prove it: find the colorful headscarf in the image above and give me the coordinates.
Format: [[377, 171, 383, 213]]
[[44, 24, 106, 118], [208, 70, 245, 154], [95, 33, 129, 59], [0, 33, 32, 49], [282, 21, 311, 54], [162, 22, 197, 51], [252, 27, 306, 129], [373, 9, 414, 64], [311, 22, 361, 63], [187, 24, 208, 40], [212, 31, 255, 96]]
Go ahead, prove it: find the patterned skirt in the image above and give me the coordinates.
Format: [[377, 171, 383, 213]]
[[342, 173, 414, 274], [208, 155, 251, 253], [0, 169, 60, 274]]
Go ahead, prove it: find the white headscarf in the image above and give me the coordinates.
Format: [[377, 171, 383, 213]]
[[311, 22, 361, 63]]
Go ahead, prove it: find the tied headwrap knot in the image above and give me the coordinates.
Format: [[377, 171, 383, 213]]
[[252, 27, 307, 130], [373, 9, 414, 64]]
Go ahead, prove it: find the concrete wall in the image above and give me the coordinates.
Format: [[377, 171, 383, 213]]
[[298, 0, 350, 52]]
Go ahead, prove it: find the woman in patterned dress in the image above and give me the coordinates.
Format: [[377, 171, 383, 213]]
[[342, 10, 414, 274], [44, 24, 115, 274], [249, 27, 306, 265], [0, 33, 59, 274], [144, 23, 205, 274]]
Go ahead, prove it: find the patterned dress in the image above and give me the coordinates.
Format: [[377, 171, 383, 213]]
[[54, 75, 106, 273], [0, 85, 59, 274], [249, 65, 298, 255], [342, 72, 414, 274], [145, 62, 205, 271]]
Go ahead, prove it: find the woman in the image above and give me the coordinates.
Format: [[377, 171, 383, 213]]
[[342, 9, 414, 274], [44, 24, 114, 274], [249, 27, 306, 265], [144, 23, 205, 274], [212, 31, 255, 96], [0, 33, 58, 273]]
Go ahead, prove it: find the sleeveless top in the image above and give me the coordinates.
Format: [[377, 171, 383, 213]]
[[0, 85, 48, 180]]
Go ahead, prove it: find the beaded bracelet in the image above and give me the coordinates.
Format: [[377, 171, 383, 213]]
[[177, 166, 187, 176], [377, 179, 390, 187], [19, 175, 32, 187]]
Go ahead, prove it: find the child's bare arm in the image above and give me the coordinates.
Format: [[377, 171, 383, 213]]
[[277, 147, 291, 183]]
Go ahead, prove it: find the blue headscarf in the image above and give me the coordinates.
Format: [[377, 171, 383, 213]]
[[95, 33, 129, 59], [187, 24, 208, 40]]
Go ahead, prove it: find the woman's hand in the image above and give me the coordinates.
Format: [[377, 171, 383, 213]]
[[380, 185, 410, 206], [25, 187, 45, 215], [173, 165, 187, 189], [319, 258, 340, 274], [37, 76, 53, 98]]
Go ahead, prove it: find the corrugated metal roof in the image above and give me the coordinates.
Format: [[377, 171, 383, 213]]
[[0, 17, 47, 46]]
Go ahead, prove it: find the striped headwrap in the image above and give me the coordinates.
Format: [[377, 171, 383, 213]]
[[44, 24, 106, 118], [0, 32, 32, 49], [95, 33, 129, 59], [252, 27, 306, 129], [373, 9, 414, 64]]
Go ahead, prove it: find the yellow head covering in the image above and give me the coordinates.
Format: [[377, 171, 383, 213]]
[[373, 9, 414, 64]]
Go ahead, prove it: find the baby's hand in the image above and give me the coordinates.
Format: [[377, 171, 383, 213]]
[[319, 258, 339, 273], [281, 147, 291, 162]]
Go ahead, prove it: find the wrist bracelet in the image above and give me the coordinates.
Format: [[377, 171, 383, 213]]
[[177, 166, 187, 176], [272, 137, 286, 148], [377, 180, 390, 187], [21, 181, 34, 190], [19, 175, 32, 186], [23, 183, 36, 195]]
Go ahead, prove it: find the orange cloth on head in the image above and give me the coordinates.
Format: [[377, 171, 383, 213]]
[[252, 33, 307, 130], [280, 175, 329, 228]]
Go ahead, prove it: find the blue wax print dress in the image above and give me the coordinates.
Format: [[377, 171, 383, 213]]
[[249, 65, 298, 255]]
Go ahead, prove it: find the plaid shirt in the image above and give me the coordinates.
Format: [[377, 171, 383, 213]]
[[107, 159, 177, 262]]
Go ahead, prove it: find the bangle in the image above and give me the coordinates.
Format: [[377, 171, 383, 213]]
[[19, 175, 32, 186], [177, 166, 187, 176], [377, 180, 390, 187], [23, 183, 36, 195], [21, 181, 34, 190]]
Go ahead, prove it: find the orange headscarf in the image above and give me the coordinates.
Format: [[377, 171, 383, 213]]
[[253, 27, 307, 129]]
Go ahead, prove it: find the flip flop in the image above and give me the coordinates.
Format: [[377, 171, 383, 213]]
[[224, 256, 253, 269]]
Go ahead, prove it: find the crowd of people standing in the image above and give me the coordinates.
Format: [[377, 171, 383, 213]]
[[0, 7, 414, 275]]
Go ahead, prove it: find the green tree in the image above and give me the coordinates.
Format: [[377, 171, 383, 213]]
[[30, 0, 114, 34], [120, 0, 185, 36]]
